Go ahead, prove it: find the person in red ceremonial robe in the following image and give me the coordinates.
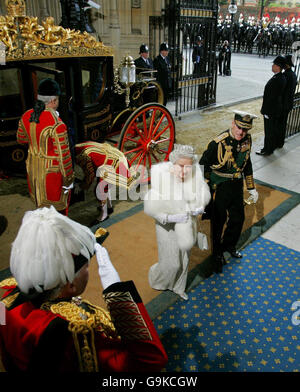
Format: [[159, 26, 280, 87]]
[[17, 78, 74, 215], [0, 207, 168, 372], [75, 141, 138, 222]]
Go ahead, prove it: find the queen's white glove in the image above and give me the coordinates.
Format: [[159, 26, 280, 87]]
[[166, 213, 189, 223], [94, 243, 121, 290], [62, 183, 74, 194], [248, 189, 259, 203], [191, 207, 205, 216]]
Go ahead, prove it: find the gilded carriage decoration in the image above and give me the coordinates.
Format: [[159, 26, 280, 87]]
[[0, 0, 175, 183], [0, 0, 113, 61]]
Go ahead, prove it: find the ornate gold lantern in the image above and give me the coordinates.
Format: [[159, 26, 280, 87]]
[[114, 55, 136, 107]]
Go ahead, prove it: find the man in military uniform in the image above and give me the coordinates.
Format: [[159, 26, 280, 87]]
[[200, 111, 259, 273], [17, 78, 74, 215], [153, 42, 172, 106], [0, 207, 168, 372], [134, 44, 154, 75], [256, 55, 286, 156]]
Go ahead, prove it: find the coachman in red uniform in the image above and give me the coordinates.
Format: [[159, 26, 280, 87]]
[[0, 207, 167, 372], [17, 79, 74, 214]]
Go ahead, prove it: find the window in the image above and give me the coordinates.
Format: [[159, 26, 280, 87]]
[[81, 60, 106, 106], [0, 68, 23, 118]]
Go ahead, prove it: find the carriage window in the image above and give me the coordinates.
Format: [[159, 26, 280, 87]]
[[30, 62, 66, 99], [81, 61, 105, 106], [0, 68, 23, 118]]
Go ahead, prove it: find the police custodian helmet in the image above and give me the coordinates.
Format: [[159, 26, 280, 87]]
[[160, 42, 169, 51], [139, 44, 149, 54]]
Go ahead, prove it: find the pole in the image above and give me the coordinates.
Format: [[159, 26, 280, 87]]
[[260, 0, 265, 21]]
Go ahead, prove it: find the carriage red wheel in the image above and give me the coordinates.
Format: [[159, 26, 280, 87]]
[[118, 103, 175, 183]]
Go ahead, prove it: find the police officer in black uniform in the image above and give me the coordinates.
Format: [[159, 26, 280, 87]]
[[153, 42, 172, 106], [218, 40, 231, 76], [278, 54, 298, 149], [256, 55, 287, 156], [200, 111, 259, 273], [134, 44, 154, 76], [192, 36, 205, 76]]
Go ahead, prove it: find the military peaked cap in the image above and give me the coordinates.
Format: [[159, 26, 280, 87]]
[[233, 110, 257, 130]]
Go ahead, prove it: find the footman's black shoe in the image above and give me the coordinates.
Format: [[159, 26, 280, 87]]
[[226, 248, 243, 258], [213, 254, 225, 274]]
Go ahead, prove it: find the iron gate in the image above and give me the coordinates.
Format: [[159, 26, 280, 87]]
[[286, 43, 300, 139], [150, 0, 218, 117]]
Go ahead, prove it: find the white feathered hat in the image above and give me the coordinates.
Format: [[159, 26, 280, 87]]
[[10, 206, 96, 294]]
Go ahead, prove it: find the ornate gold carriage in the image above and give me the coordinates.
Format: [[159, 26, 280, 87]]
[[0, 0, 175, 182]]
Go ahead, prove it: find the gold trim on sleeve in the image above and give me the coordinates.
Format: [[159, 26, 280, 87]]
[[103, 291, 152, 341]]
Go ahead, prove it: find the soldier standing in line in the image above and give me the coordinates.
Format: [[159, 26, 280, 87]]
[[200, 111, 259, 273], [153, 42, 172, 106]]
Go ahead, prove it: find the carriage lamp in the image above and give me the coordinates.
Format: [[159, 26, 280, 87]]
[[113, 55, 136, 107], [120, 55, 136, 85]]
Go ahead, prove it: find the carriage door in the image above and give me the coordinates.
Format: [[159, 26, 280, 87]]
[[0, 66, 26, 174]]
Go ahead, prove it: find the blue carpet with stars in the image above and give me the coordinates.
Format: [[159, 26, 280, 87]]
[[154, 237, 300, 372]]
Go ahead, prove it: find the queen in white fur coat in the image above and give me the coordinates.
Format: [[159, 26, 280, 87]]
[[144, 144, 211, 300]]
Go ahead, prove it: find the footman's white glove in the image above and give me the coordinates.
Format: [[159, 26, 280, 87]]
[[166, 213, 189, 223], [248, 189, 259, 204], [191, 207, 205, 216], [62, 183, 74, 194], [94, 243, 120, 290]]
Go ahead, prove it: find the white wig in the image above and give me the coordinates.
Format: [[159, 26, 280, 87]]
[[10, 206, 96, 294], [169, 144, 198, 164]]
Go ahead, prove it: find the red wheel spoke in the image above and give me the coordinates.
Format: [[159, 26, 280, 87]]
[[128, 149, 145, 165], [155, 138, 171, 144], [123, 146, 143, 156], [142, 112, 148, 137], [153, 124, 171, 141], [123, 136, 140, 144], [148, 109, 157, 138], [151, 113, 166, 138], [131, 123, 146, 141], [135, 151, 146, 169]]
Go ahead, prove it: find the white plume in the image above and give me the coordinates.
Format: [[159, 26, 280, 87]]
[[10, 206, 96, 294]]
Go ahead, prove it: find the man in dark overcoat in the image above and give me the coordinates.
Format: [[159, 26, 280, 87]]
[[134, 44, 154, 75], [192, 36, 205, 76], [277, 54, 297, 148], [153, 42, 172, 105], [256, 55, 287, 156]]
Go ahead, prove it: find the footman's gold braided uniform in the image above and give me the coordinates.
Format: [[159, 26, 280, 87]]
[[0, 278, 167, 372], [17, 108, 74, 212]]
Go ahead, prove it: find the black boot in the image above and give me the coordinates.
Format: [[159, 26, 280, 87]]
[[213, 254, 225, 274]]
